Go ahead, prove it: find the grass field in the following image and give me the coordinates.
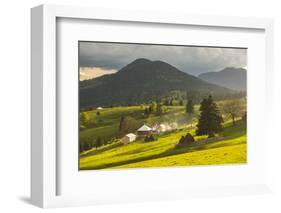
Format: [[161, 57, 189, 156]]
[[80, 114, 247, 170]]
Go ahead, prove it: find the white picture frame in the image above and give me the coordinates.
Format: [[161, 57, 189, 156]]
[[31, 4, 274, 208]]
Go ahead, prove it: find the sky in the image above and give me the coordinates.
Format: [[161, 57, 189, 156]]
[[79, 41, 247, 80]]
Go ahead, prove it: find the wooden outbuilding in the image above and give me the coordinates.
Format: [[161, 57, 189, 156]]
[[121, 133, 137, 144], [137, 124, 152, 136]]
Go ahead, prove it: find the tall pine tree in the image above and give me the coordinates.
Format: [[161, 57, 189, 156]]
[[196, 95, 223, 138], [186, 99, 194, 114]]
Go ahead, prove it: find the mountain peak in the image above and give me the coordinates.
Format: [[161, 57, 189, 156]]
[[127, 58, 151, 67], [133, 58, 151, 63], [198, 67, 246, 91], [119, 58, 151, 73], [220, 67, 246, 73]]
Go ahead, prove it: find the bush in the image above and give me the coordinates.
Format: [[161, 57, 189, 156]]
[[144, 134, 157, 142]]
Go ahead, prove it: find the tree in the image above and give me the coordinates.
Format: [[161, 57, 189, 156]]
[[222, 99, 244, 126], [80, 112, 90, 127], [164, 99, 170, 106], [96, 111, 101, 116], [144, 107, 149, 115], [179, 99, 184, 106], [95, 136, 102, 149], [156, 102, 164, 115], [118, 116, 138, 136], [196, 95, 223, 138], [186, 99, 194, 114], [80, 137, 93, 152], [119, 116, 125, 133], [169, 98, 174, 106], [151, 102, 157, 113]]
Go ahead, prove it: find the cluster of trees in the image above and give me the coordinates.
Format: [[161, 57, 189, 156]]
[[79, 136, 103, 153], [176, 95, 246, 145], [163, 98, 184, 106], [79, 135, 120, 153], [143, 102, 166, 116], [142, 91, 199, 117], [194, 95, 245, 138]]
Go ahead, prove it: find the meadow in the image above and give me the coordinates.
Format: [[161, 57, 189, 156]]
[[79, 102, 246, 170]]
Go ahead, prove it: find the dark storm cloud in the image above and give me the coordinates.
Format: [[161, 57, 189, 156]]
[[79, 42, 247, 76]]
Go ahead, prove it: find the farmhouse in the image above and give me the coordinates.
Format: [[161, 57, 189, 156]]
[[137, 124, 152, 136], [121, 133, 137, 144]]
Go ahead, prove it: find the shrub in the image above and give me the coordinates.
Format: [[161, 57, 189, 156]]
[[144, 134, 157, 142]]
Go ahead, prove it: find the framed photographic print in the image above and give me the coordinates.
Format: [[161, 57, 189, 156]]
[[78, 41, 247, 170], [31, 4, 274, 208]]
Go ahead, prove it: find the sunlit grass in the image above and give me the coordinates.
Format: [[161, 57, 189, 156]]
[[80, 120, 246, 170]]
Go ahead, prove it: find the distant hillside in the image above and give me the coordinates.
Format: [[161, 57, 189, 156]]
[[198, 67, 246, 91], [80, 58, 233, 107]]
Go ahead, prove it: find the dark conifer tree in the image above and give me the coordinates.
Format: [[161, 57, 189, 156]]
[[95, 136, 102, 148], [196, 95, 223, 138], [119, 116, 125, 132], [169, 98, 174, 106], [186, 99, 194, 114], [156, 103, 163, 115], [179, 99, 184, 106]]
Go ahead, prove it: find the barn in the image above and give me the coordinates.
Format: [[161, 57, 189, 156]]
[[121, 133, 137, 144], [137, 124, 152, 136]]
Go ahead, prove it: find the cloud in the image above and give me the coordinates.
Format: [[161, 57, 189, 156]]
[[79, 67, 117, 81], [79, 42, 247, 76]]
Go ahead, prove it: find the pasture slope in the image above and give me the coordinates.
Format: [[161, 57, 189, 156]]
[[80, 105, 198, 144], [80, 118, 246, 170]]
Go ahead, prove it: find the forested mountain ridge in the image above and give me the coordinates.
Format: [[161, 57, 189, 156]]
[[80, 58, 233, 107]]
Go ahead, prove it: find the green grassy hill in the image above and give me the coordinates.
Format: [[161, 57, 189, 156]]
[[80, 120, 246, 170]]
